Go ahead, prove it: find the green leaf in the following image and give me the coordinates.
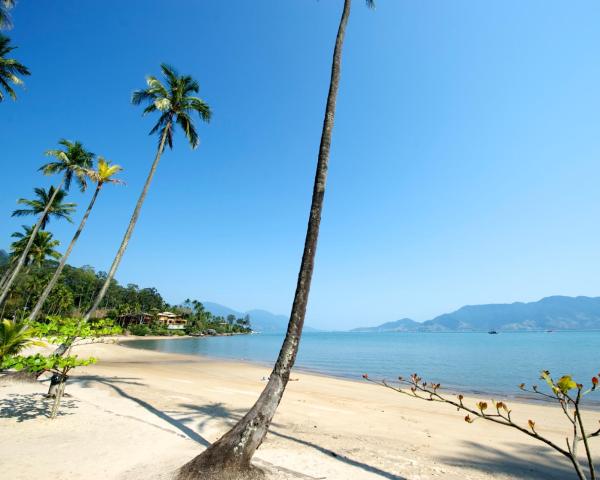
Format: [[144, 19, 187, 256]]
[[557, 375, 578, 394]]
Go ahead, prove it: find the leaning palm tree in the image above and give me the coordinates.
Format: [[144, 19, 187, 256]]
[[12, 186, 76, 230], [10, 226, 61, 268], [29, 158, 124, 322], [0, 0, 15, 30], [0, 186, 72, 294], [0, 34, 29, 101], [81, 64, 210, 323], [0, 140, 93, 307], [177, 2, 374, 478]]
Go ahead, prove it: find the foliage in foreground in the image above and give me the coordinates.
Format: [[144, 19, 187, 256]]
[[0, 318, 44, 362], [3, 353, 96, 418], [364, 371, 600, 480], [0, 316, 117, 419]]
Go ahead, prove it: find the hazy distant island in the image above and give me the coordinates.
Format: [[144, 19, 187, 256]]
[[352, 295, 600, 332], [202, 302, 320, 334]]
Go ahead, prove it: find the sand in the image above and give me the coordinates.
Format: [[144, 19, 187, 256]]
[[0, 338, 597, 480]]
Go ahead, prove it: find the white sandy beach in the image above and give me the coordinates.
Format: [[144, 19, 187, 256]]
[[1, 339, 597, 480]]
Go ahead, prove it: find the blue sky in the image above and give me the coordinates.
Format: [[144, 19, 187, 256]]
[[2, 1, 600, 330]]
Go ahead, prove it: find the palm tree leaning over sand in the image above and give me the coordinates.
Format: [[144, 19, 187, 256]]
[[81, 64, 211, 323], [0, 140, 93, 308], [0, 34, 30, 102], [177, 1, 375, 479], [29, 158, 124, 322]]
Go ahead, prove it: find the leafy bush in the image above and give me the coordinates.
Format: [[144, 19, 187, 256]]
[[32, 316, 122, 343], [129, 324, 150, 336]]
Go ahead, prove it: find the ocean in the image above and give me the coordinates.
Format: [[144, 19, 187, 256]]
[[127, 331, 600, 398]]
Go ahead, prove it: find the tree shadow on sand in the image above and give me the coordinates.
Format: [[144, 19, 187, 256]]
[[73, 374, 211, 446], [179, 402, 408, 480], [0, 393, 78, 422], [74, 373, 407, 480], [439, 440, 591, 480]]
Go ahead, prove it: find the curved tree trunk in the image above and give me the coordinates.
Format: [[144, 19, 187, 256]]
[[29, 183, 103, 322], [0, 179, 64, 308], [0, 264, 16, 293], [82, 124, 170, 323], [52, 124, 171, 357], [177, 2, 353, 478]]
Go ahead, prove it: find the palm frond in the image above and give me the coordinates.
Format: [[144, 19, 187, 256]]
[[133, 64, 210, 150]]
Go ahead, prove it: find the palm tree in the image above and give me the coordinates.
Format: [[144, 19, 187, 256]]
[[82, 64, 210, 323], [0, 34, 30, 101], [0, 319, 43, 365], [177, 2, 374, 478], [29, 158, 124, 322], [0, 140, 93, 307], [12, 186, 76, 230], [10, 226, 61, 268], [0, 0, 15, 30]]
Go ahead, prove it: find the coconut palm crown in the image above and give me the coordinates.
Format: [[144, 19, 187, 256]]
[[10, 226, 61, 267], [0, 34, 30, 101], [12, 186, 76, 230], [40, 139, 95, 192], [88, 157, 124, 186], [131, 63, 211, 149]]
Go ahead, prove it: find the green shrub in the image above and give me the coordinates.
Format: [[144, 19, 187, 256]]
[[129, 324, 150, 336]]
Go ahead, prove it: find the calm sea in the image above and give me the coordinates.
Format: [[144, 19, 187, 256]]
[[127, 331, 600, 398]]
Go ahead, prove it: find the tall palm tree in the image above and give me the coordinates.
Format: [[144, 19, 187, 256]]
[[12, 186, 76, 230], [0, 34, 30, 101], [82, 64, 210, 323], [29, 158, 124, 322], [0, 140, 93, 307], [177, 2, 374, 478], [0, 0, 15, 30], [10, 226, 61, 268]]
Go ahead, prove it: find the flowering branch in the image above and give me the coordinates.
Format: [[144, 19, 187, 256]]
[[363, 371, 599, 480]]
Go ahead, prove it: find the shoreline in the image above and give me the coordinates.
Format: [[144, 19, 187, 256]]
[[119, 334, 600, 408], [2, 340, 598, 479]]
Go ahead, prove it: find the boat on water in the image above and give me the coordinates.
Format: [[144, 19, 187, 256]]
[[488, 330, 498, 335]]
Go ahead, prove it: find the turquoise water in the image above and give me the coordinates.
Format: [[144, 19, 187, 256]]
[[127, 331, 600, 397]]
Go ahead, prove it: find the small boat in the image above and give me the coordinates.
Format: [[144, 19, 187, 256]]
[[488, 330, 498, 335]]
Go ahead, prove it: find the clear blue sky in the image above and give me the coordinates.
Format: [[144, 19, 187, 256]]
[[2, 1, 600, 330]]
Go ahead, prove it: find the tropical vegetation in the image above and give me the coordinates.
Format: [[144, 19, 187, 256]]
[[0, 139, 93, 306], [0, 33, 29, 101]]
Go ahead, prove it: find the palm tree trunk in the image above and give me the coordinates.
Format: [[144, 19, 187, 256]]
[[0, 179, 64, 308], [82, 124, 170, 323], [29, 183, 103, 322], [0, 264, 15, 293], [177, 2, 352, 478], [52, 122, 172, 357]]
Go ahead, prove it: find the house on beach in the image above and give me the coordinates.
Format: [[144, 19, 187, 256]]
[[117, 311, 187, 330], [156, 311, 187, 330]]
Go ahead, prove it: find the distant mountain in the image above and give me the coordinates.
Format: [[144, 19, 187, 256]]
[[352, 318, 420, 332], [202, 302, 320, 333], [352, 296, 600, 332], [0, 249, 8, 266]]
